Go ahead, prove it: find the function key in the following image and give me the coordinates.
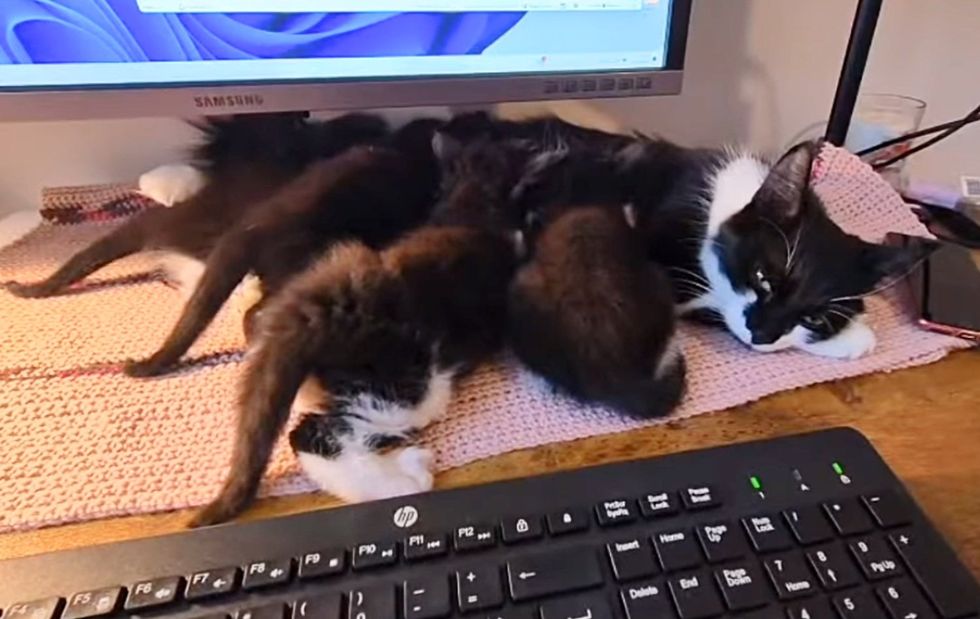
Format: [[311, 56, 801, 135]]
[[352, 541, 398, 570], [455, 523, 496, 552], [696, 521, 748, 563], [681, 485, 719, 510], [546, 509, 589, 535], [595, 498, 636, 527], [652, 528, 702, 572], [4, 599, 63, 619], [805, 544, 860, 590], [742, 514, 793, 553], [876, 579, 934, 619], [832, 590, 887, 619], [62, 588, 122, 619], [667, 571, 725, 619], [403, 576, 452, 619], [405, 532, 449, 561], [606, 537, 659, 582], [125, 576, 182, 610], [540, 593, 612, 619], [242, 558, 292, 590], [848, 536, 903, 581], [763, 553, 817, 600], [297, 548, 345, 580], [823, 498, 874, 536], [456, 566, 504, 612], [238, 603, 286, 619], [501, 516, 543, 544], [713, 563, 769, 612], [783, 506, 834, 545], [620, 580, 673, 619], [348, 584, 396, 619], [186, 566, 239, 600], [639, 491, 679, 519], [862, 491, 912, 528], [293, 593, 343, 619]]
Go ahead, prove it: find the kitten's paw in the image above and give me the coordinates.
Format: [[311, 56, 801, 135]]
[[5, 281, 54, 298], [123, 356, 173, 378], [802, 320, 877, 360], [297, 446, 435, 504], [138, 164, 205, 207]]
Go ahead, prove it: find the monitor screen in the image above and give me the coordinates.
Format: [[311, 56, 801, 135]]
[[0, 1, 689, 120]]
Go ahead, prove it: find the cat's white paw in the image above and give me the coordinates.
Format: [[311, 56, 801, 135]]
[[801, 320, 877, 360], [138, 164, 205, 207], [296, 446, 434, 504]]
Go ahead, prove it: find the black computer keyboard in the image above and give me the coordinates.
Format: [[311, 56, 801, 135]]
[[1, 428, 977, 619]]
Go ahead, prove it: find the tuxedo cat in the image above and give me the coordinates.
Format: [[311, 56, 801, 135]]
[[626, 140, 937, 359], [190, 138, 526, 526]]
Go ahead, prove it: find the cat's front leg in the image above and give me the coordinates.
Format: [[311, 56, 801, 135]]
[[799, 318, 877, 360]]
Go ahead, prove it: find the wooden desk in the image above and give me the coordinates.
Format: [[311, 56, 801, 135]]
[[2, 350, 978, 577]]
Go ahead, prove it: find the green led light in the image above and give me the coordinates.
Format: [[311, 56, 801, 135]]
[[832, 462, 845, 475], [750, 476, 762, 491]]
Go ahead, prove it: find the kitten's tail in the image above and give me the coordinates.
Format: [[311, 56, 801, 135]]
[[601, 352, 687, 420]]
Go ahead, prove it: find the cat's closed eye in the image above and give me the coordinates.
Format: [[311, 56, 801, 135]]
[[752, 267, 773, 297], [799, 312, 825, 330]]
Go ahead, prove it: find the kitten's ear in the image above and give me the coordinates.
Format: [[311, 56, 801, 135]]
[[861, 236, 940, 284], [752, 141, 817, 221]]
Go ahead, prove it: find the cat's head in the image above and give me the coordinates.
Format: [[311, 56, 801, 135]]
[[709, 141, 937, 351]]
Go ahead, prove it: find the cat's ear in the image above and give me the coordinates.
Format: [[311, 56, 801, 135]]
[[752, 141, 817, 221], [860, 236, 940, 284]]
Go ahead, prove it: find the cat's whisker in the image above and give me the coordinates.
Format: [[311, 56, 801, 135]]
[[786, 220, 805, 271], [759, 216, 792, 270], [668, 266, 710, 285]]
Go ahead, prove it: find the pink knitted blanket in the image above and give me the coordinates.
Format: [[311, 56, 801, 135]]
[[0, 146, 968, 532]]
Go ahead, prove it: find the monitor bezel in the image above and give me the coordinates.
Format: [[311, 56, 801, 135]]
[[0, 0, 691, 121]]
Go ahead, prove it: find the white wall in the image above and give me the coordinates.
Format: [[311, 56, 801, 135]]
[[1, 0, 977, 217]]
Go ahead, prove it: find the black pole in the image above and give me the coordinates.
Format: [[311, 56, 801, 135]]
[[825, 0, 883, 146]]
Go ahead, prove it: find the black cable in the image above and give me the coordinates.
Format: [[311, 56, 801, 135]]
[[855, 111, 980, 157], [869, 103, 980, 170]]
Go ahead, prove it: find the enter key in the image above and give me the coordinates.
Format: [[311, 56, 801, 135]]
[[506, 546, 604, 602]]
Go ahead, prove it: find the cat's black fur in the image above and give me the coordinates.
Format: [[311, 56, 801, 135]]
[[6, 113, 389, 300], [125, 118, 445, 377], [190, 138, 525, 526]]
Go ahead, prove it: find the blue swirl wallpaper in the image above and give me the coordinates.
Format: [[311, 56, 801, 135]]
[[0, 0, 527, 64]]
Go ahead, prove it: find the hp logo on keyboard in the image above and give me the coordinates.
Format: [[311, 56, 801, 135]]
[[393, 505, 419, 528]]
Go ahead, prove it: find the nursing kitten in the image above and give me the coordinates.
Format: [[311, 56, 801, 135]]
[[628, 140, 938, 359], [7, 113, 388, 300], [190, 139, 524, 526], [125, 118, 445, 377]]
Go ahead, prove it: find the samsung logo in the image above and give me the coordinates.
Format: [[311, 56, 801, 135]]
[[193, 94, 265, 109]]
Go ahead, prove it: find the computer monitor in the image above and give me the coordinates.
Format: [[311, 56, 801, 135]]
[[0, 0, 690, 121]]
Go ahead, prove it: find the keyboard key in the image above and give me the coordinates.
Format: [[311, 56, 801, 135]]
[[784, 506, 834, 545], [403, 576, 452, 619], [62, 588, 122, 619], [595, 499, 636, 526], [606, 537, 659, 582], [506, 546, 604, 601], [486, 611, 535, 619], [876, 579, 936, 619], [764, 553, 817, 600], [620, 580, 672, 619], [349, 584, 396, 619], [238, 603, 286, 619], [352, 541, 398, 570], [405, 533, 449, 561], [639, 491, 679, 519], [653, 529, 702, 572], [298, 548, 345, 579], [863, 491, 912, 528], [4, 599, 63, 619], [125, 576, 182, 610], [540, 593, 613, 619], [546, 509, 589, 535], [455, 524, 496, 552], [668, 572, 725, 619], [501, 516, 543, 544], [457, 566, 504, 612], [890, 529, 977, 619], [738, 609, 784, 619], [293, 593, 343, 619], [805, 544, 860, 590], [743, 514, 793, 553], [786, 597, 835, 619], [823, 498, 874, 536], [714, 563, 768, 611], [832, 590, 887, 619], [186, 567, 239, 600], [242, 558, 292, 590], [681, 485, 719, 510], [849, 536, 903, 581], [696, 521, 748, 563]]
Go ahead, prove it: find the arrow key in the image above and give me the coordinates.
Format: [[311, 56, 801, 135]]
[[787, 598, 835, 619], [243, 558, 293, 590], [125, 576, 183, 610], [806, 544, 860, 590], [185, 566, 239, 600], [876, 580, 936, 619]]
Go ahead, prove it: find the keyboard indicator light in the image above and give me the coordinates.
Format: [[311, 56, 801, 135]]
[[832, 462, 844, 475], [749, 476, 762, 491]]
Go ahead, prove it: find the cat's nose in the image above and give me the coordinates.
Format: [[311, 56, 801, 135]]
[[751, 330, 781, 345]]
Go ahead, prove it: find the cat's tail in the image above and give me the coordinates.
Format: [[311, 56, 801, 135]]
[[600, 344, 687, 419], [5, 208, 165, 298]]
